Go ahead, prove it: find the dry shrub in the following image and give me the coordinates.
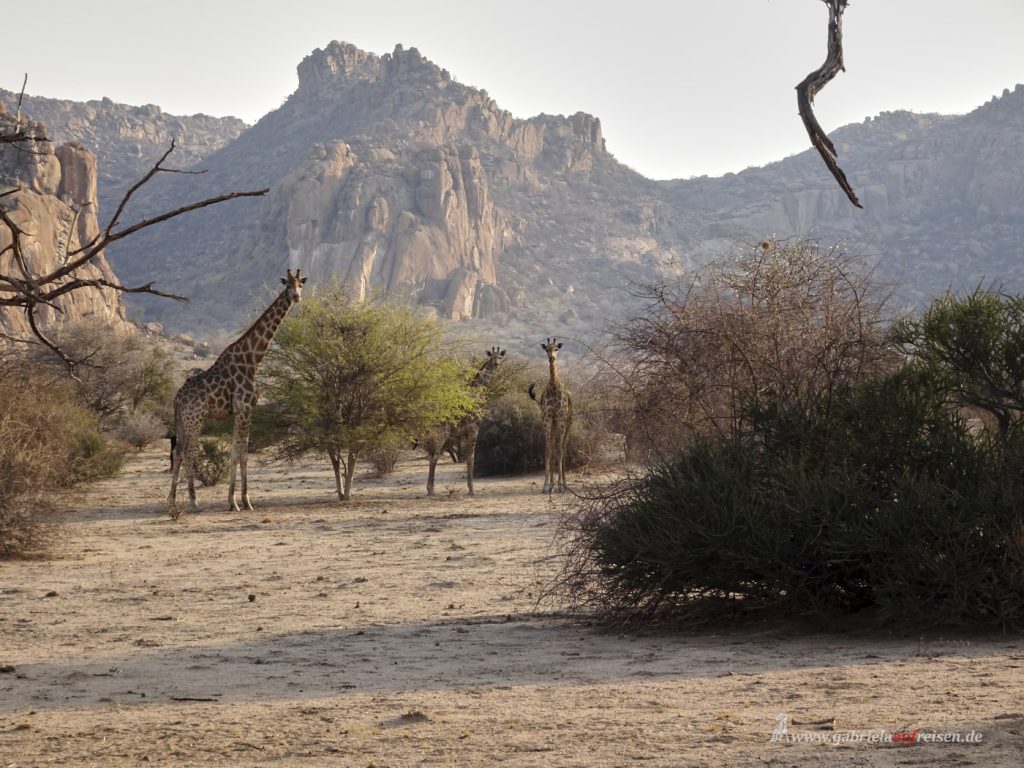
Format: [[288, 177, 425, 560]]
[[116, 409, 167, 450], [0, 354, 127, 557], [610, 238, 896, 461]]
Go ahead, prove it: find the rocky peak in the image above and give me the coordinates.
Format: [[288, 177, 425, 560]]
[[296, 42, 450, 95]]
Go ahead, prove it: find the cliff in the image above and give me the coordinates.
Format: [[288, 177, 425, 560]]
[[0, 108, 129, 338]]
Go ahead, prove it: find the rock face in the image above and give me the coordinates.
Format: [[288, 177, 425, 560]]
[[254, 140, 500, 318], [0, 111, 129, 338]]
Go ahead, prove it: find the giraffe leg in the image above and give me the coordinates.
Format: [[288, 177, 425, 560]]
[[168, 422, 201, 514], [185, 438, 199, 509], [465, 429, 478, 497], [227, 440, 240, 512], [167, 436, 183, 513], [237, 418, 253, 511], [542, 435, 553, 495], [427, 451, 439, 496], [556, 430, 568, 492], [227, 413, 253, 512]]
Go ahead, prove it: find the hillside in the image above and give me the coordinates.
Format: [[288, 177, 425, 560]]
[[0, 89, 247, 221], [666, 86, 1024, 308], [11, 44, 1022, 345]]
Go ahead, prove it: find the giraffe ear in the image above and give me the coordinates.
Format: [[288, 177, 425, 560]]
[[556, 342, 563, 350], [499, 349, 507, 358], [280, 277, 287, 285], [300, 277, 308, 285]]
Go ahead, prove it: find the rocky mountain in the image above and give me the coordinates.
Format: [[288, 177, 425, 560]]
[[0, 89, 247, 221], [15, 43, 1022, 347], [666, 86, 1024, 308], [103, 42, 674, 337], [0, 107, 130, 337]]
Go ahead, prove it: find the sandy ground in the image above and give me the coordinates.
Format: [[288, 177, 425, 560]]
[[1, 446, 1023, 767]]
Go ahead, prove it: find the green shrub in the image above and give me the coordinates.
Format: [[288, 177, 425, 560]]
[[67, 432, 129, 485], [475, 393, 546, 476], [367, 444, 402, 478], [194, 438, 231, 487], [474, 392, 602, 477], [556, 369, 1024, 628]]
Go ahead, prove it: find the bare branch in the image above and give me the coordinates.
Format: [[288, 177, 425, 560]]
[[25, 302, 78, 374], [14, 73, 27, 126], [1, 135, 267, 370], [50, 187, 268, 284], [796, 0, 862, 209]]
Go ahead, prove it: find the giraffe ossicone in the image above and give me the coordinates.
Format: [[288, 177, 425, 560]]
[[167, 269, 307, 516]]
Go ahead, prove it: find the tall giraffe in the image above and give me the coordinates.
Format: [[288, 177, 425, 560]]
[[167, 269, 307, 515], [535, 337, 573, 494], [423, 346, 506, 497]]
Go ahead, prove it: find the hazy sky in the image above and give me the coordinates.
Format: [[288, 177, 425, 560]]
[[5, 0, 1022, 179]]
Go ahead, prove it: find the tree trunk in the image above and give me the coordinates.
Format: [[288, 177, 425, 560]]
[[329, 451, 345, 501], [343, 449, 357, 501]]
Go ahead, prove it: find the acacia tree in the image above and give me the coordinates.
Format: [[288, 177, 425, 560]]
[[259, 290, 478, 501], [0, 87, 267, 369], [896, 289, 1024, 445]]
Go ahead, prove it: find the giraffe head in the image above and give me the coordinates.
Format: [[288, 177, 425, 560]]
[[473, 346, 506, 386], [485, 346, 507, 369], [280, 268, 308, 303], [541, 337, 563, 363]]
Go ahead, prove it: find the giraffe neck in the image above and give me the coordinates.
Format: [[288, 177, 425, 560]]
[[547, 358, 563, 394], [472, 360, 498, 389], [225, 289, 295, 368]]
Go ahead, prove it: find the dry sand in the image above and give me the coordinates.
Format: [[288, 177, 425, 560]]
[[1, 446, 1023, 767]]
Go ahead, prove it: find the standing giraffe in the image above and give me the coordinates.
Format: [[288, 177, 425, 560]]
[[423, 346, 506, 497], [534, 337, 573, 493], [167, 269, 307, 515]]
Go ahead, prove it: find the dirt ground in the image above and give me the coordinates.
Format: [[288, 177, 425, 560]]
[[2, 446, 1023, 767]]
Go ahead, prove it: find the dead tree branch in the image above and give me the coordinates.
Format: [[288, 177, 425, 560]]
[[0, 135, 269, 372], [1, 74, 50, 149], [797, 0, 862, 209]]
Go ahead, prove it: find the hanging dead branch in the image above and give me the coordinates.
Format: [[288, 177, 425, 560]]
[[0, 131, 268, 371], [797, 0, 862, 209]]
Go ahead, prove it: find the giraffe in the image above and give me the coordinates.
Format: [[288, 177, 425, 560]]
[[534, 337, 573, 494], [423, 346, 506, 497], [167, 269, 307, 515]]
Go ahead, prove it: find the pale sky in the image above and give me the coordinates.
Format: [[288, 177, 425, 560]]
[[5, 0, 1022, 179]]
